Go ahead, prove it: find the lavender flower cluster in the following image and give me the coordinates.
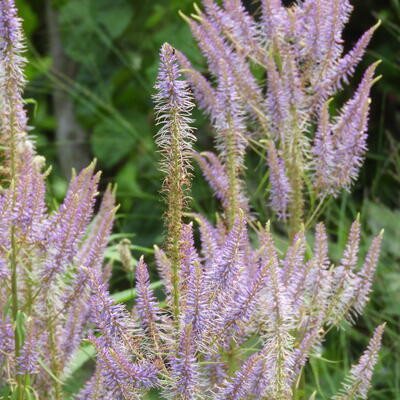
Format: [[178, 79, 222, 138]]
[[176, 0, 380, 227], [81, 41, 384, 399], [0, 1, 116, 397], [0, 0, 385, 399]]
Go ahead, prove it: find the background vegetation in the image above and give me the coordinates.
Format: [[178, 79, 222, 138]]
[[15, 0, 400, 397]]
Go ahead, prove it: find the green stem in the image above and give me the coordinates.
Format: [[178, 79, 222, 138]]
[[286, 114, 305, 240], [11, 225, 24, 400], [6, 59, 25, 399], [10, 227, 19, 331], [226, 130, 239, 229], [167, 112, 184, 321], [225, 119, 242, 230], [48, 311, 63, 399], [288, 160, 304, 240]]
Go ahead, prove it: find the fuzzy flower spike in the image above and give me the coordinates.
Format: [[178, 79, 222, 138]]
[[0, 0, 34, 177], [333, 324, 385, 400], [154, 43, 196, 320]]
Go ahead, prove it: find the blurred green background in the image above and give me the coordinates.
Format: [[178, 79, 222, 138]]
[[16, 0, 400, 398]]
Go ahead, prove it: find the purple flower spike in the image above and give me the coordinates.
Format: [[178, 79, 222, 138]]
[[135, 256, 161, 347], [170, 324, 199, 398], [16, 325, 39, 375], [0, 0, 34, 170], [208, 211, 246, 290], [179, 223, 200, 289], [354, 232, 383, 315], [217, 353, 261, 400], [175, 49, 217, 118], [184, 261, 207, 335], [0, 320, 13, 366], [331, 62, 380, 191], [87, 270, 133, 343], [333, 324, 385, 400], [313, 100, 335, 193], [42, 163, 100, 283], [267, 141, 291, 219], [91, 336, 158, 396]]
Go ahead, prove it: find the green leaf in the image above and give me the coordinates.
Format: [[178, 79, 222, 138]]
[[59, 0, 99, 64], [59, 0, 133, 64], [365, 201, 400, 257], [15, 311, 27, 348], [16, 0, 38, 36], [115, 159, 147, 199], [111, 280, 163, 303], [63, 344, 96, 379], [38, 360, 65, 385], [92, 0, 133, 39], [90, 119, 136, 168]]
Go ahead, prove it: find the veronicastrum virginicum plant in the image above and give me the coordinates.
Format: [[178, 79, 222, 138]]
[[0, 0, 386, 399], [0, 1, 116, 398], [176, 0, 381, 236], [81, 38, 384, 400]]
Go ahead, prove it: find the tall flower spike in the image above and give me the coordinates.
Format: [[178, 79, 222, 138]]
[[259, 226, 294, 400], [175, 49, 217, 118], [327, 218, 361, 325], [219, 225, 276, 332], [179, 223, 200, 292], [261, 0, 286, 42], [60, 189, 116, 366], [267, 140, 291, 219], [328, 230, 383, 327], [214, 58, 248, 226], [316, 0, 352, 71], [216, 353, 261, 400], [90, 336, 158, 397], [87, 270, 137, 347], [75, 185, 116, 271], [13, 155, 46, 238], [192, 7, 264, 113], [331, 62, 381, 191], [208, 211, 246, 291], [282, 230, 306, 287], [41, 163, 100, 283], [190, 212, 219, 266], [301, 222, 331, 314], [154, 245, 173, 295], [154, 42, 196, 319], [193, 151, 230, 211], [170, 324, 199, 399], [75, 365, 105, 400], [194, 151, 250, 219], [313, 99, 335, 193], [353, 231, 383, 315], [0, 0, 34, 176], [203, 0, 264, 63], [16, 323, 39, 375], [319, 21, 381, 97], [332, 324, 385, 400], [184, 260, 207, 335], [135, 256, 161, 350]]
